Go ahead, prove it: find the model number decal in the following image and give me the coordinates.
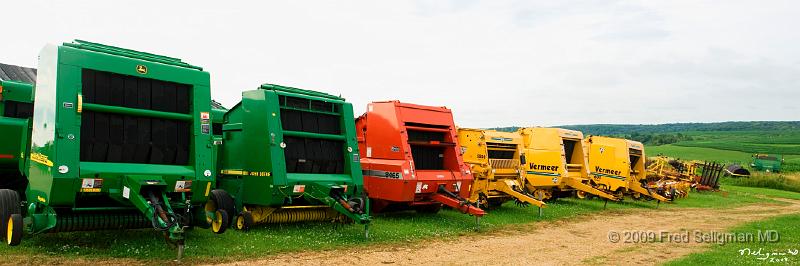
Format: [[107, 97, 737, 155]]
[[363, 170, 402, 179]]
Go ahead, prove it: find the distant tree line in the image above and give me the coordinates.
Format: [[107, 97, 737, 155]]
[[490, 121, 800, 136], [488, 121, 799, 146], [623, 132, 693, 146]]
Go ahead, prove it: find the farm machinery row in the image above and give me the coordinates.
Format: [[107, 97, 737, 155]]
[[645, 156, 725, 199], [2, 40, 691, 259]]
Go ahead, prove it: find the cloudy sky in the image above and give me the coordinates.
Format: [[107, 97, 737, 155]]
[[1, 1, 798, 127]]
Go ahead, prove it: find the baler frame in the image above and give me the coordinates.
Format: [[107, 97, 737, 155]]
[[458, 129, 546, 211]]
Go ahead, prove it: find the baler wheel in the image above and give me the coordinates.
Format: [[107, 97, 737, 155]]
[[0, 189, 21, 239], [236, 211, 254, 231], [211, 210, 229, 234], [206, 190, 235, 225], [6, 214, 22, 246], [614, 190, 625, 200], [575, 190, 588, 199]]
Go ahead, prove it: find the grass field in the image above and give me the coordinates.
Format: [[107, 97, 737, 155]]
[[665, 213, 800, 265], [647, 130, 800, 172], [2, 185, 798, 264], [675, 130, 800, 155], [722, 173, 800, 193], [647, 145, 754, 163]]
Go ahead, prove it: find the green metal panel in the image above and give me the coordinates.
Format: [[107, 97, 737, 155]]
[[219, 84, 368, 223], [0, 80, 33, 190], [25, 40, 215, 241], [751, 154, 783, 172]]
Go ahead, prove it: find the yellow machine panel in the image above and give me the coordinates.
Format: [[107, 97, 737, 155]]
[[585, 136, 669, 202], [458, 128, 546, 209], [518, 128, 618, 201]]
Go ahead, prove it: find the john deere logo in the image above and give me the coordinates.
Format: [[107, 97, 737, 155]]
[[136, 65, 148, 74]]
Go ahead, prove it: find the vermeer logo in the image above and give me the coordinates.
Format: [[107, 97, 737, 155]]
[[136, 65, 148, 74], [530, 163, 559, 172], [595, 166, 621, 176]]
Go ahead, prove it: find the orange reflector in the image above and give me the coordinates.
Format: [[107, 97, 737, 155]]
[[0, 154, 14, 159]]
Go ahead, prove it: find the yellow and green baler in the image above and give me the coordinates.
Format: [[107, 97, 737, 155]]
[[584, 136, 669, 202], [211, 84, 370, 235], [1, 40, 216, 257], [458, 129, 546, 210], [517, 127, 619, 201]]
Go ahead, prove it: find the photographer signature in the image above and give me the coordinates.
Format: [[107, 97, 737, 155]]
[[739, 248, 799, 263]]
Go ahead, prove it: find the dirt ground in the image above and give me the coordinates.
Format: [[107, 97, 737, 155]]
[[216, 198, 800, 266]]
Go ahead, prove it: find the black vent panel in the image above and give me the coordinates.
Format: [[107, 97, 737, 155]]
[[3, 101, 33, 119], [81, 69, 190, 113], [280, 110, 341, 135], [79, 69, 191, 165], [80, 111, 190, 165], [411, 146, 445, 170], [283, 137, 344, 174], [407, 130, 445, 142]]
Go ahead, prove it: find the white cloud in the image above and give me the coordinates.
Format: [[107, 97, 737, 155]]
[[0, 0, 797, 127]]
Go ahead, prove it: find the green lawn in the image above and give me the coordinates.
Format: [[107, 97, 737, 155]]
[[665, 213, 800, 265], [2, 185, 798, 264]]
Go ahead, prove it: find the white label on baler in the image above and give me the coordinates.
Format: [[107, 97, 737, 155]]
[[456, 181, 462, 192], [81, 178, 102, 188], [123, 186, 131, 199], [366, 147, 372, 158], [175, 181, 192, 192], [293, 185, 306, 193], [415, 182, 422, 193]]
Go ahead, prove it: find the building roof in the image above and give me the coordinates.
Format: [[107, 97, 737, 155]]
[[0, 63, 37, 84]]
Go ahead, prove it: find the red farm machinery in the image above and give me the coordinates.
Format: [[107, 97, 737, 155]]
[[356, 101, 484, 218]]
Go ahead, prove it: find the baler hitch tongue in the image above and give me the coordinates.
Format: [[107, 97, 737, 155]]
[[324, 188, 370, 225], [143, 190, 186, 260], [432, 186, 485, 217]]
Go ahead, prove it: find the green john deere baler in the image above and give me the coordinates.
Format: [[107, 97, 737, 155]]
[[208, 84, 370, 236], [0, 40, 215, 257]]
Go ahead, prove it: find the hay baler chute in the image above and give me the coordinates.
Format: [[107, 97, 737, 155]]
[[458, 129, 546, 212], [0, 40, 216, 259], [356, 101, 484, 218], [517, 127, 619, 202], [213, 84, 369, 235]]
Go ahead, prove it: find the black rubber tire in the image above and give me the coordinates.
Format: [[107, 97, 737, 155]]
[[209, 190, 235, 224], [0, 189, 21, 239], [236, 211, 254, 231], [414, 204, 442, 214], [211, 210, 229, 234], [7, 213, 23, 246]]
